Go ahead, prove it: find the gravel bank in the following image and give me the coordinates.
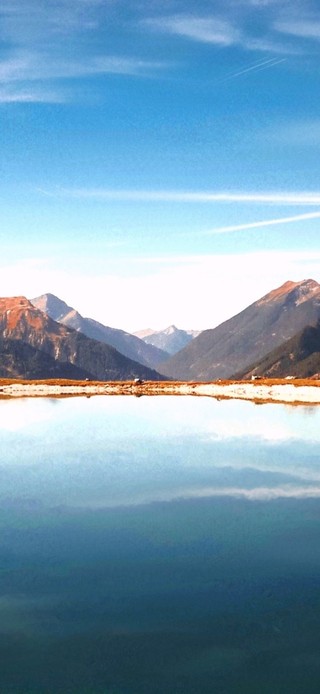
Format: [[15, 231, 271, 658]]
[[0, 380, 319, 404]]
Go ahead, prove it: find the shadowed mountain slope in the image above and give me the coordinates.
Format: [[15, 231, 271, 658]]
[[0, 338, 93, 380], [0, 297, 165, 381], [234, 320, 320, 380], [31, 294, 169, 368], [159, 279, 320, 381]]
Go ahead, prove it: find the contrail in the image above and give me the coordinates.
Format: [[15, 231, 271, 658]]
[[208, 211, 320, 234], [217, 57, 286, 83]]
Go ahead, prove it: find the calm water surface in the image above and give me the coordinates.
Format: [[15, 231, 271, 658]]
[[0, 395, 320, 693]]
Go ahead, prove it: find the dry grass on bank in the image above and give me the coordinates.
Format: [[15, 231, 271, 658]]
[[0, 377, 319, 388]]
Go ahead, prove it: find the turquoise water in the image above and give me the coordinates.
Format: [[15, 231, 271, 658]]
[[0, 395, 320, 693]]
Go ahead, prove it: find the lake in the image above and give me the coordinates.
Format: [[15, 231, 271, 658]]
[[0, 394, 320, 693]]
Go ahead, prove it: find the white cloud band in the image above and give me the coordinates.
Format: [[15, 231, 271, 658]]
[[45, 187, 320, 206]]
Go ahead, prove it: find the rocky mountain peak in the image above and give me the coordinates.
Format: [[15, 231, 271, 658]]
[[163, 325, 178, 335], [0, 296, 30, 311], [31, 293, 74, 322], [257, 279, 320, 306], [0, 295, 70, 338], [288, 279, 320, 306]]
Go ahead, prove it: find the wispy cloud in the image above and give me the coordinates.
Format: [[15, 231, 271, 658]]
[[143, 12, 297, 55], [275, 19, 320, 40], [0, 1, 167, 103], [0, 52, 165, 83], [0, 50, 166, 103], [207, 211, 320, 235], [144, 15, 239, 46], [0, 1, 309, 106], [41, 187, 320, 206], [179, 487, 320, 501], [242, 37, 298, 54], [0, 0, 103, 44], [245, 0, 289, 6], [0, 88, 63, 103]]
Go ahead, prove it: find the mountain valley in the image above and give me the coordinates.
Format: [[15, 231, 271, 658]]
[[0, 279, 320, 381], [32, 294, 169, 369]]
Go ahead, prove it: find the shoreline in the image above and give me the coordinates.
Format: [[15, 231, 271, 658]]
[[0, 379, 320, 405]]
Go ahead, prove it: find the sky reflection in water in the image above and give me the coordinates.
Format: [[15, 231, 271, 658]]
[[0, 395, 320, 507], [0, 396, 320, 693]]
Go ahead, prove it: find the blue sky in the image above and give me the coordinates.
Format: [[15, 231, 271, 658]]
[[1, 0, 320, 331]]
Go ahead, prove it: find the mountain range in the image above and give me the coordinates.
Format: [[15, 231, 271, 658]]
[[234, 319, 320, 380], [134, 325, 201, 356], [0, 278, 320, 381], [158, 279, 320, 380], [0, 297, 164, 381], [31, 294, 168, 369]]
